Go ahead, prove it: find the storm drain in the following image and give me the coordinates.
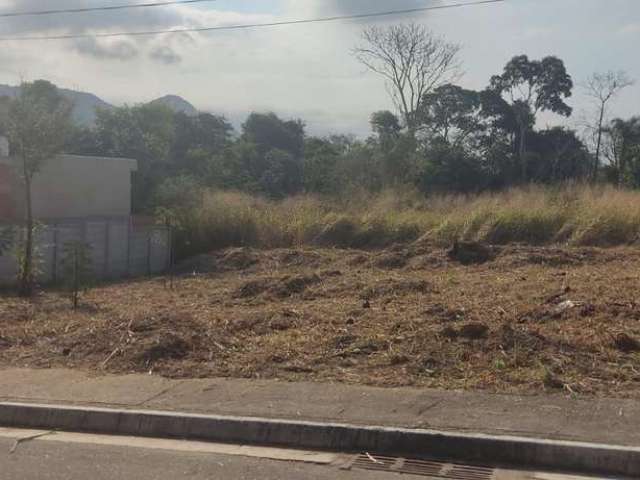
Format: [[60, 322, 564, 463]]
[[344, 453, 495, 479]]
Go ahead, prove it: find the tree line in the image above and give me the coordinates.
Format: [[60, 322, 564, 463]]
[[1, 23, 639, 294], [56, 24, 636, 208], [1, 25, 636, 214]]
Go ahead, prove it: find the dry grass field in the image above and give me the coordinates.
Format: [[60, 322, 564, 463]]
[[2, 241, 640, 398]]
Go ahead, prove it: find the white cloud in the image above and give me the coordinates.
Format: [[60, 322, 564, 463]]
[[619, 23, 640, 35], [0, 0, 638, 137], [74, 38, 139, 61]]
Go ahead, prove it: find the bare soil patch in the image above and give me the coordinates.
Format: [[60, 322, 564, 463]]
[[2, 245, 640, 397]]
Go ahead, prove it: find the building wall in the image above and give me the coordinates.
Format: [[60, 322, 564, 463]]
[[0, 154, 137, 220]]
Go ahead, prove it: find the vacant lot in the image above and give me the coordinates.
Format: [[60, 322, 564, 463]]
[[1, 243, 640, 398]]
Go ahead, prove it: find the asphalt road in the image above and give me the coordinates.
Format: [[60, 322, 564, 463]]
[[0, 430, 606, 480], [0, 437, 413, 480]]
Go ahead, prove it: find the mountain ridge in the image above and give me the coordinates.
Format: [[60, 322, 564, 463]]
[[0, 83, 199, 126]]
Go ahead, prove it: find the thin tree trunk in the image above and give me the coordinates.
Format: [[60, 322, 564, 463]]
[[519, 124, 527, 183], [593, 103, 605, 182], [20, 175, 34, 297], [73, 244, 79, 310]]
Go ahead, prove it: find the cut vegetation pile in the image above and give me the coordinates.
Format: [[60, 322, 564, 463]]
[[1, 243, 640, 398]]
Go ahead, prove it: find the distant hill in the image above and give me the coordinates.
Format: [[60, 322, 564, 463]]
[[61, 88, 114, 126], [149, 95, 198, 116], [0, 84, 199, 126], [0, 84, 113, 126]]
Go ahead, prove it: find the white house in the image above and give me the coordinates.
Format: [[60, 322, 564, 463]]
[[0, 137, 169, 285], [0, 137, 137, 221]]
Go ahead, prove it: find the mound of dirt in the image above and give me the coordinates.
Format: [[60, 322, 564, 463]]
[[274, 274, 322, 298], [440, 322, 489, 340], [373, 252, 408, 269], [235, 279, 271, 298], [217, 248, 260, 270], [614, 332, 640, 353], [497, 246, 603, 267], [347, 253, 370, 266], [235, 275, 322, 299], [49, 311, 208, 373], [361, 279, 432, 299], [138, 333, 191, 364], [332, 335, 387, 357], [227, 310, 300, 335], [175, 247, 259, 274], [498, 323, 547, 352], [424, 304, 466, 322], [448, 241, 496, 265], [276, 250, 324, 268]]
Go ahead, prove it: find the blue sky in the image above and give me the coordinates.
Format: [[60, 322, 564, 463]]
[[0, 0, 638, 136]]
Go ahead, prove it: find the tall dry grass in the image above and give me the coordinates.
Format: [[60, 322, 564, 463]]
[[174, 184, 640, 256]]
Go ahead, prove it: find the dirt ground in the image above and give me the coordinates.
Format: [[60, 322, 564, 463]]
[[1, 242, 640, 398]]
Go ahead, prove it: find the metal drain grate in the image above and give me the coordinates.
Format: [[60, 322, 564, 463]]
[[345, 453, 495, 479]]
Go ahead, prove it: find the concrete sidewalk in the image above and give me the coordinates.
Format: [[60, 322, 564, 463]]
[[0, 368, 638, 447]]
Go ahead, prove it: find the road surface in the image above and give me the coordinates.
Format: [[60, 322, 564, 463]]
[[0, 428, 604, 480], [0, 435, 409, 480]]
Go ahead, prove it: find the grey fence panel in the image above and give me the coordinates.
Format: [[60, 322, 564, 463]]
[[54, 224, 83, 283], [0, 250, 16, 287], [108, 221, 129, 279], [128, 229, 150, 277], [35, 227, 55, 284], [0, 218, 170, 286], [86, 221, 107, 278], [149, 229, 170, 274]]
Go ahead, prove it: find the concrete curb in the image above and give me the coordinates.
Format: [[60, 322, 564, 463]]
[[0, 401, 638, 477]]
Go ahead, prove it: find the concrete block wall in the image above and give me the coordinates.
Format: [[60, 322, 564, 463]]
[[0, 218, 170, 287]]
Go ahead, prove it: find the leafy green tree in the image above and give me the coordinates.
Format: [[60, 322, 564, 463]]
[[419, 84, 483, 148], [370, 111, 401, 148], [258, 149, 304, 198], [368, 111, 417, 185], [475, 89, 524, 185], [94, 103, 175, 210], [527, 127, 590, 182], [602, 117, 640, 186], [65, 125, 101, 156], [241, 112, 305, 158], [230, 113, 307, 196], [153, 174, 203, 213], [171, 112, 233, 176], [5, 80, 73, 296], [303, 137, 342, 194], [335, 140, 385, 192], [153, 175, 204, 261], [490, 55, 573, 181], [417, 144, 490, 193]]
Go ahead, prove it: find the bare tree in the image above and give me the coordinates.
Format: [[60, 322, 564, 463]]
[[353, 23, 461, 135], [584, 71, 634, 180]]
